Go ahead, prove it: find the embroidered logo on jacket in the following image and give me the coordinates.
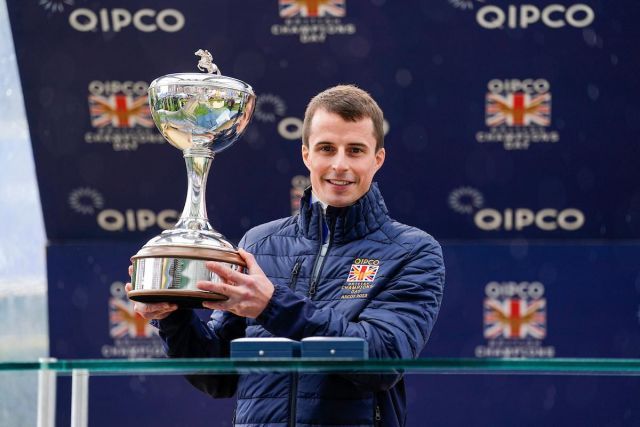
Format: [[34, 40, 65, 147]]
[[342, 258, 379, 299], [347, 264, 378, 283]]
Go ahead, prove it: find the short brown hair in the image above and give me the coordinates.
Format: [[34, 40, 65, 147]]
[[302, 85, 384, 151]]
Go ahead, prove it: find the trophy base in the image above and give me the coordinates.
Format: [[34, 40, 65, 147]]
[[130, 244, 246, 309], [128, 289, 227, 309]]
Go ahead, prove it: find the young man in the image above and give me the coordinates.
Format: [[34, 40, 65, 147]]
[[128, 85, 445, 426]]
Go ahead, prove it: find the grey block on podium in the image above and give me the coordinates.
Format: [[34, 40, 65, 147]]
[[230, 337, 300, 358], [301, 337, 369, 359]]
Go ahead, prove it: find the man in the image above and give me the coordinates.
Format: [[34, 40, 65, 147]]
[[127, 85, 445, 426]]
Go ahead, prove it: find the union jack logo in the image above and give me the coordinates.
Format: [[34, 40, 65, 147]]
[[279, 0, 346, 18], [483, 298, 546, 340], [109, 298, 156, 338], [347, 264, 379, 283], [485, 92, 551, 127], [89, 94, 153, 128]]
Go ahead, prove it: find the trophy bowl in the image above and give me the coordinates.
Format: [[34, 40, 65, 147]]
[[128, 51, 256, 308]]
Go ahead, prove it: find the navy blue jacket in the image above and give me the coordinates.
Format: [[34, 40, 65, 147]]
[[155, 183, 445, 426]]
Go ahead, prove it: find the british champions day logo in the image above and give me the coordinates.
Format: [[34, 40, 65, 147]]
[[448, 187, 585, 232], [102, 281, 164, 358], [85, 80, 165, 151], [271, 0, 356, 43], [476, 281, 555, 358], [476, 79, 559, 150], [342, 258, 379, 300]]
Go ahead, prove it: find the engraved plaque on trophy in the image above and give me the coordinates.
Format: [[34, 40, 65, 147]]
[[128, 50, 256, 308]]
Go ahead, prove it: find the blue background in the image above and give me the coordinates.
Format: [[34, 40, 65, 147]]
[[7, 0, 640, 425]]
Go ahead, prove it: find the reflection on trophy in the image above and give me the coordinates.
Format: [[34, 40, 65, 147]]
[[128, 50, 256, 308]]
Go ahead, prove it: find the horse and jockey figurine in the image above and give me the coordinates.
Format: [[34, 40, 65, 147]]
[[195, 49, 220, 75]]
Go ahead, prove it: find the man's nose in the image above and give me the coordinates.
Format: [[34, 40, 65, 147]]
[[331, 150, 349, 172]]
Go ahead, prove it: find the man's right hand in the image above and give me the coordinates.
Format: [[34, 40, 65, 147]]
[[126, 265, 178, 320]]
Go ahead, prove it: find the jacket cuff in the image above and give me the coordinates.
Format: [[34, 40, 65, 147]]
[[255, 283, 310, 340], [256, 283, 282, 326], [255, 283, 288, 330], [215, 312, 248, 342], [150, 309, 193, 334]]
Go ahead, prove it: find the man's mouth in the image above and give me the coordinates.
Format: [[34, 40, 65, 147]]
[[326, 179, 353, 186]]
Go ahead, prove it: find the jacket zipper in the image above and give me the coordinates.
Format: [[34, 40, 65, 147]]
[[308, 242, 331, 297], [308, 211, 335, 298], [373, 393, 381, 427], [289, 260, 302, 291], [289, 372, 298, 427]]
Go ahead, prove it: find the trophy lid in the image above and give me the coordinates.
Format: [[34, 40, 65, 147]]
[[149, 73, 254, 97]]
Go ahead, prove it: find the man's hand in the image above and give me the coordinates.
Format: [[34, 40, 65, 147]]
[[199, 249, 274, 318], [125, 265, 178, 320]]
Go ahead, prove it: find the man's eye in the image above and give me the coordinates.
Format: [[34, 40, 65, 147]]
[[319, 146, 332, 151], [350, 147, 363, 153]]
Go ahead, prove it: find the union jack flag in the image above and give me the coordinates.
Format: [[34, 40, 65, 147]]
[[109, 298, 156, 338], [485, 92, 551, 127], [483, 298, 546, 340], [89, 94, 153, 128], [347, 264, 379, 283], [279, 0, 346, 18]]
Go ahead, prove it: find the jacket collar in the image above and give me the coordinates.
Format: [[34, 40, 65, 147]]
[[298, 182, 389, 243]]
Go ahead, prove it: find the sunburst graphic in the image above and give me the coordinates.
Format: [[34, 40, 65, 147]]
[[448, 187, 484, 214], [69, 187, 105, 215], [448, 0, 485, 11], [254, 94, 287, 123], [39, 0, 74, 13]]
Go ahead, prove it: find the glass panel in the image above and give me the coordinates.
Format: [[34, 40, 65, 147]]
[[1, 358, 640, 376], [0, 371, 39, 426]]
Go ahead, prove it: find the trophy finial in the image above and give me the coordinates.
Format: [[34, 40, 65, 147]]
[[194, 49, 220, 75]]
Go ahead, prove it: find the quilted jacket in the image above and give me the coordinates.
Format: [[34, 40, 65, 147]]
[[154, 183, 445, 426]]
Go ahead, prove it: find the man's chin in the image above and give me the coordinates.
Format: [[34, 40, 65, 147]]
[[324, 193, 358, 208]]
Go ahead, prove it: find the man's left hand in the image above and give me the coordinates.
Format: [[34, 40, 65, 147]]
[[199, 248, 275, 318]]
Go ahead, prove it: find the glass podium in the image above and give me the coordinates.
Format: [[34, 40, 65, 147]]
[[1, 357, 639, 427]]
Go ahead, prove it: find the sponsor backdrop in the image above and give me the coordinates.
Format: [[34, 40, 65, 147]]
[[6, 0, 640, 425]]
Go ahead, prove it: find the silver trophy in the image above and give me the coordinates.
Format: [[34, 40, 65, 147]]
[[128, 50, 256, 308]]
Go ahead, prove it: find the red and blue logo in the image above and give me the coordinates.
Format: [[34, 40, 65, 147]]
[[483, 297, 546, 340], [279, 0, 346, 18]]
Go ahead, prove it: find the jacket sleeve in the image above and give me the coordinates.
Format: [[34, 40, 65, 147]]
[[154, 308, 246, 358], [152, 236, 253, 396], [255, 235, 445, 391], [152, 286, 247, 397]]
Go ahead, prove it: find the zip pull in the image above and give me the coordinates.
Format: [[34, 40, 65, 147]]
[[309, 279, 317, 296], [375, 405, 381, 422], [289, 260, 302, 290]]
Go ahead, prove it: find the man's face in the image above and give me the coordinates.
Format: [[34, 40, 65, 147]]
[[302, 109, 385, 208]]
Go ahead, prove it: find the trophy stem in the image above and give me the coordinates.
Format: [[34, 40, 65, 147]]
[[175, 148, 215, 231]]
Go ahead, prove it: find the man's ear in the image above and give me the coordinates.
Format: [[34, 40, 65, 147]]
[[302, 144, 311, 170], [374, 147, 385, 171]]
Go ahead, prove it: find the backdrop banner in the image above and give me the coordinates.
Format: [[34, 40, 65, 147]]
[[47, 241, 640, 425], [8, 0, 640, 425], [7, 0, 640, 241]]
